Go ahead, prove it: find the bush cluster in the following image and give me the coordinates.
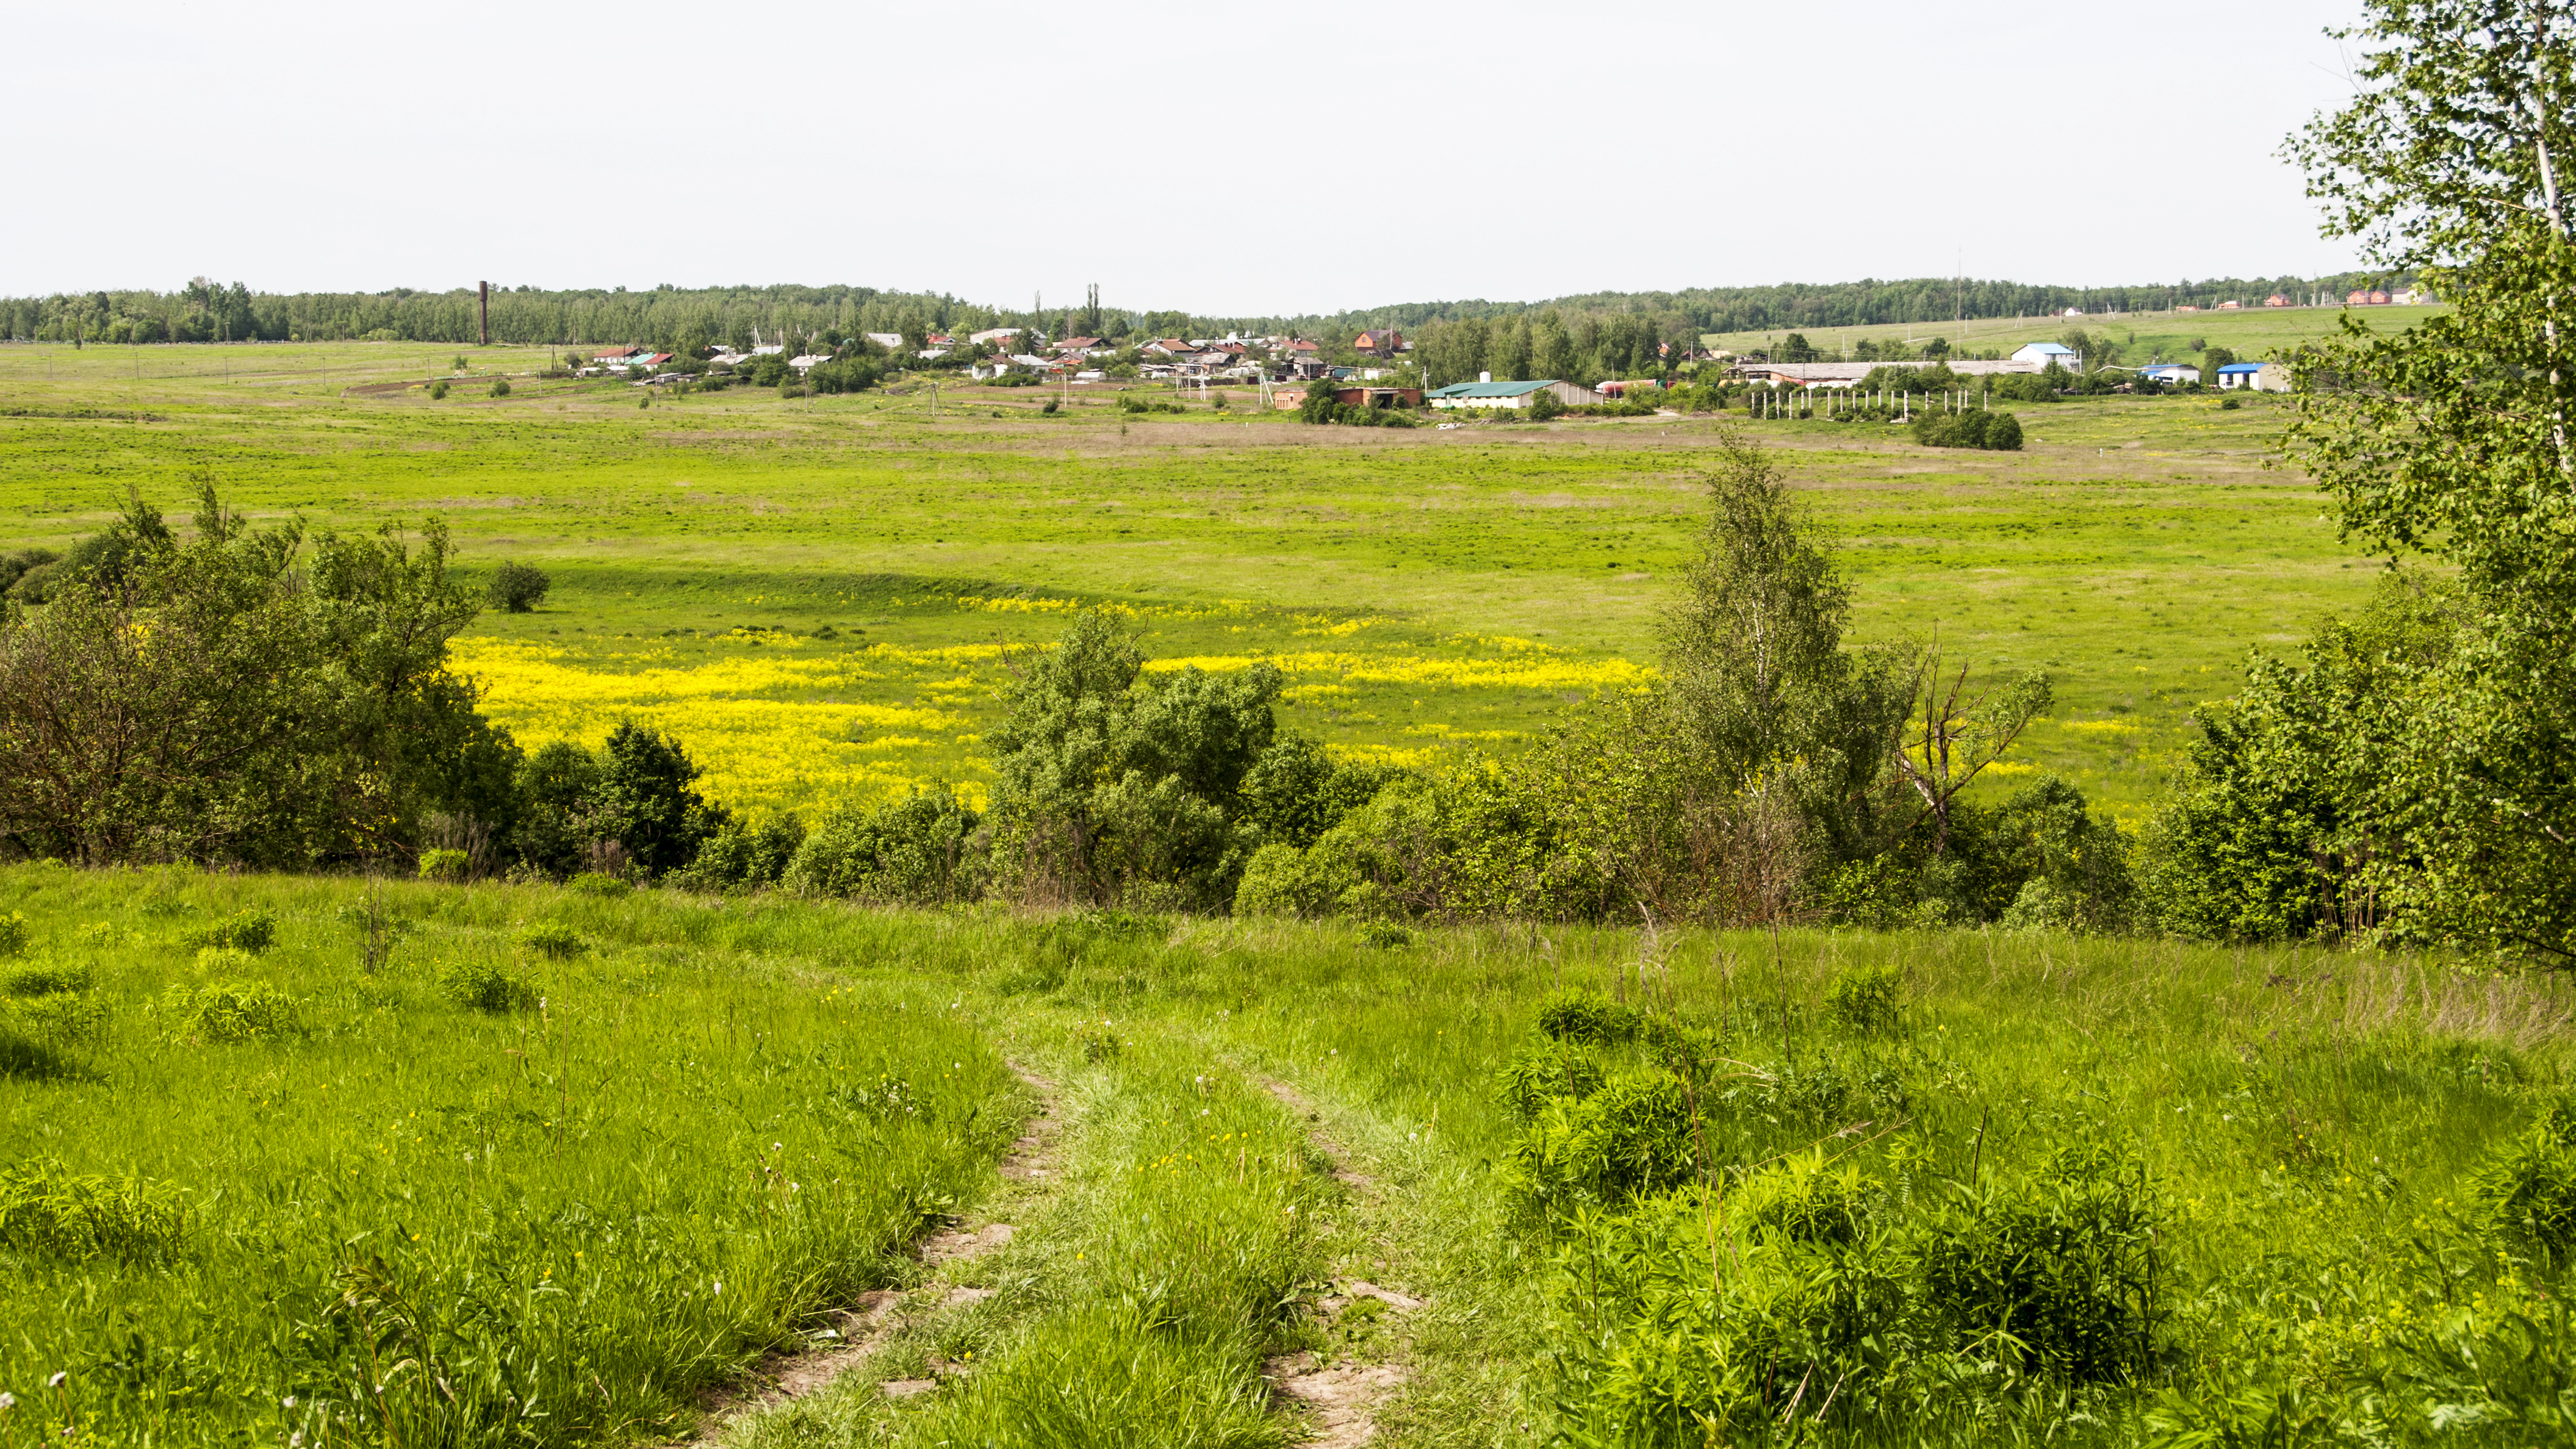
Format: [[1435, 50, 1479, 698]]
[[1910, 407, 2024, 450]]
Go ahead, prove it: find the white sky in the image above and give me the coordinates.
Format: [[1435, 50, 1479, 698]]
[[11, 1, 2372, 315]]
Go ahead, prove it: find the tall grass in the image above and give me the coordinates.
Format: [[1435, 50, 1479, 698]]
[[0, 864, 1023, 1446]]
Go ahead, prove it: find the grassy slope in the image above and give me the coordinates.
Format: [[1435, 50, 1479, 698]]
[[13, 866, 2564, 1446], [0, 339, 2375, 816], [0, 866, 1026, 1447]]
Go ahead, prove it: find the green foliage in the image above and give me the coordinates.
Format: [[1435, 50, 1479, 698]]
[[165, 980, 303, 1042], [1495, 1037, 1606, 1120], [677, 813, 805, 890], [567, 870, 630, 896], [2141, 577, 2450, 944], [1231, 843, 1332, 918], [2476, 1101, 2576, 1265], [1911, 407, 2024, 450], [486, 558, 549, 612], [1358, 918, 1412, 947], [987, 610, 1283, 909], [0, 482, 500, 868], [1547, 1154, 1904, 1442], [0, 910, 24, 957], [1536, 990, 1642, 1046], [592, 719, 722, 878], [181, 908, 276, 954], [1502, 1068, 1700, 1227], [1661, 430, 1909, 907], [1526, 386, 1566, 420], [428, 379, 448, 400], [1826, 963, 1902, 1035], [488, 378, 510, 398], [1236, 732, 1406, 850], [513, 921, 584, 960], [509, 738, 602, 878], [417, 847, 471, 882], [3, 960, 90, 996], [1921, 1145, 2165, 1383], [2256, 3, 2576, 966], [437, 957, 541, 1013], [786, 787, 980, 904], [0, 1157, 187, 1262]]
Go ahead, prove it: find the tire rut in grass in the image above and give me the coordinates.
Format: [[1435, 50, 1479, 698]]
[[689, 1063, 1063, 1440], [1256, 1072, 1419, 1448]]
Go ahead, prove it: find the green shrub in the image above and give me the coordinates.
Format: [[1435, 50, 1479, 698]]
[[1911, 408, 2022, 451], [1359, 918, 1413, 948], [486, 559, 550, 613], [1922, 1144, 2165, 1382], [438, 957, 542, 1013], [1536, 990, 1641, 1046], [2221, 395, 2242, 410], [0, 911, 26, 956], [1826, 963, 1902, 1036], [489, 379, 511, 398], [568, 871, 632, 897], [1232, 842, 1333, 917], [0, 1156, 187, 1262], [1495, 1037, 1606, 1120], [427, 379, 448, 400], [167, 980, 304, 1042], [786, 786, 981, 904], [675, 813, 805, 890], [1547, 1155, 1901, 1442], [1999, 877, 2080, 932], [182, 910, 276, 954], [2475, 1101, 2576, 1264], [514, 922, 585, 960], [1502, 1068, 1701, 1227], [4, 961, 94, 997], [417, 848, 472, 882], [1, 988, 107, 1044]]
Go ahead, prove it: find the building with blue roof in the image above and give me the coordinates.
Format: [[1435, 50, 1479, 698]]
[[2217, 361, 2289, 392]]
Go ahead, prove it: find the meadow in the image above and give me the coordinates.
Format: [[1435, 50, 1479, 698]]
[[0, 334, 2389, 821], [6, 865, 2571, 1447]]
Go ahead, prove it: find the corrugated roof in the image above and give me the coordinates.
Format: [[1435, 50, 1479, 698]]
[[2016, 342, 2078, 355], [2217, 362, 2265, 373], [1427, 379, 1558, 398]]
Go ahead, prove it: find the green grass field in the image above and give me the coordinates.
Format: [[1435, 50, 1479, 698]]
[[5, 328, 2568, 1444], [0, 337, 2389, 820], [6, 866, 2569, 1446]]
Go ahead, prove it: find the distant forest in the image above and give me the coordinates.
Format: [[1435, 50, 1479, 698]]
[[0, 271, 2418, 351]]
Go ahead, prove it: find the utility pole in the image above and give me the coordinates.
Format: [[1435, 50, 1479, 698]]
[[478, 281, 489, 347]]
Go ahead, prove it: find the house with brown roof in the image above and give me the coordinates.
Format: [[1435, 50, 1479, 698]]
[[1354, 329, 1405, 358]]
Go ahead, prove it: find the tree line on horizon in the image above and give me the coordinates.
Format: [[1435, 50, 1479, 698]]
[[1, 269, 2420, 354]]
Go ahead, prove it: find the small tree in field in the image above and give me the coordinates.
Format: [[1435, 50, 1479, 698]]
[[487, 561, 549, 613]]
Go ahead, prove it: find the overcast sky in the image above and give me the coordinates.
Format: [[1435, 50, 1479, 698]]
[[13, 1, 2372, 315]]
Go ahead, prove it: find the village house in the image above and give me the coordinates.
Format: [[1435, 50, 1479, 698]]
[[2009, 342, 2082, 372], [1425, 374, 1605, 410], [1353, 329, 1405, 358], [2138, 364, 2201, 386], [2217, 361, 2291, 392], [2265, 294, 2294, 307]]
